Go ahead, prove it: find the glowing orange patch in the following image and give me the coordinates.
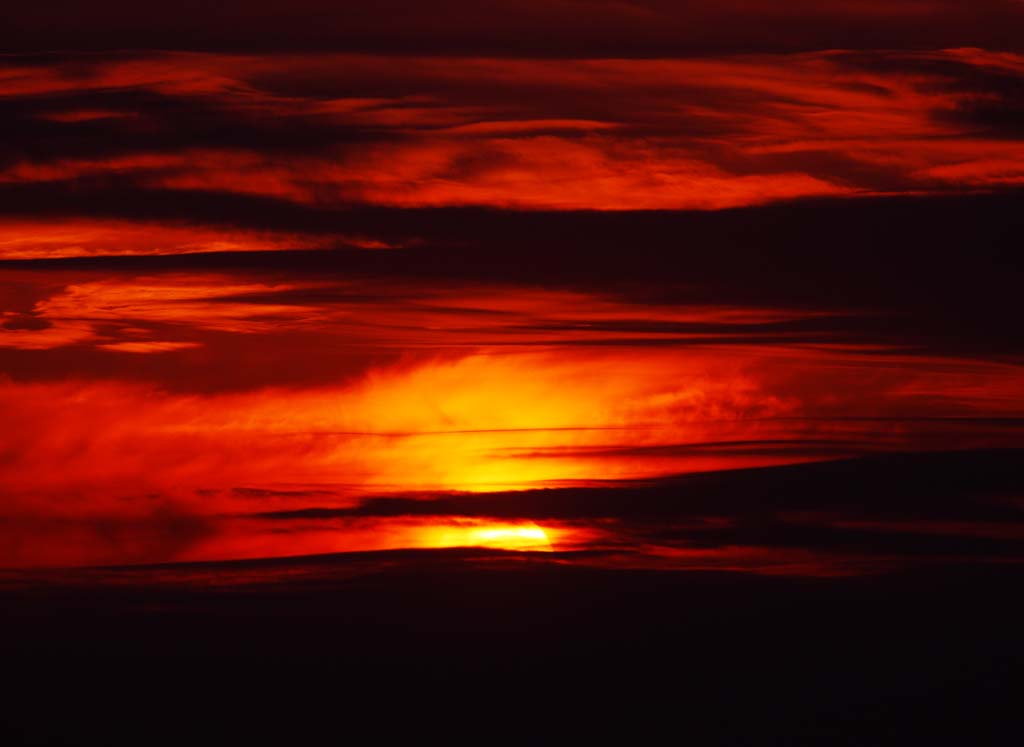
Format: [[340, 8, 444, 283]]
[[421, 521, 554, 552]]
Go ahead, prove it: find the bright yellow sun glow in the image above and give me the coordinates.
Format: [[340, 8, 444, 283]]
[[425, 521, 554, 551]]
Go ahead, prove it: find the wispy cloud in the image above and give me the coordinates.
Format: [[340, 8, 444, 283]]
[[2, 49, 1024, 220]]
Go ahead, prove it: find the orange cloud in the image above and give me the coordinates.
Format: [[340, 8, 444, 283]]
[[1, 338, 1022, 567], [0, 351, 775, 501], [307, 136, 851, 210], [97, 341, 204, 353], [0, 219, 387, 261], [1, 273, 328, 350], [2, 344, 1021, 505], [4, 49, 1024, 211], [0, 271, 841, 352]]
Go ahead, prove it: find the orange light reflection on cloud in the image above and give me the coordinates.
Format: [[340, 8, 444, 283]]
[[365, 519, 559, 554], [6, 50, 1024, 210], [2, 345, 1022, 511], [0, 219, 373, 260], [0, 350, 783, 502], [168, 518, 573, 567], [2, 271, 848, 353], [1, 342, 1023, 568]]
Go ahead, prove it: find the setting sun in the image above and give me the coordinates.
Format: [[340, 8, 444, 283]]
[[424, 521, 554, 552]]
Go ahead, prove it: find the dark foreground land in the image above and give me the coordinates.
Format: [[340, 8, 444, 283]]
[[2, 549, 1023, 745]]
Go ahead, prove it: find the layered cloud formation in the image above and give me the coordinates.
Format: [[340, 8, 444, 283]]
[[3, 48, 1024, 229], [2, 2, 1023, 569]]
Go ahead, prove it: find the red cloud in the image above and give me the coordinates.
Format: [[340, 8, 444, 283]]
[[3, 50, 1024, 216]]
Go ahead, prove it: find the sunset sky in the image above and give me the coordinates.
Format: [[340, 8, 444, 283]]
[[6, 7, 1024, 746], [3, 0, 1024, 572]]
